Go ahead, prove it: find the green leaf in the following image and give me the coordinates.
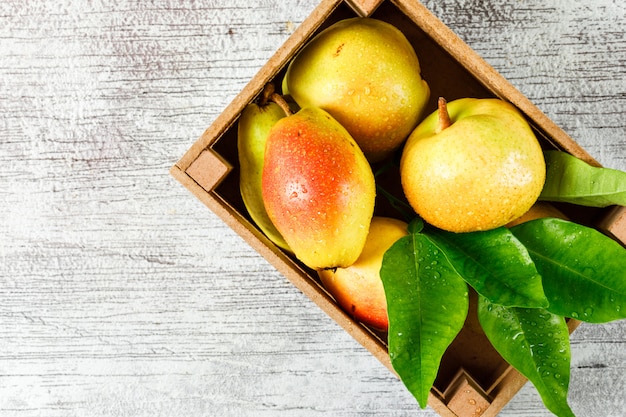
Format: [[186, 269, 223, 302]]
[[478, 297, 575, 417], [425, 226, 548, 308], [539, 150, 626, 207], [511, 218, 626, 323], [380, 231, 469, 408]]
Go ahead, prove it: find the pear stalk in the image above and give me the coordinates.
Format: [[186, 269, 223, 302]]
[[435, 97, 452, 133], [259, 83, 293, 117], [270, 92, 293, 117]]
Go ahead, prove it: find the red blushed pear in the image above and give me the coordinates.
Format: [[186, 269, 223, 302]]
[[400, 97, 546, 233], [318, 216, 409, 331], [261, 106, 376, 270]]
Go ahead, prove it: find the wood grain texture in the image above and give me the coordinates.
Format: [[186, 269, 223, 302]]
[[1, 1, 624, 416]]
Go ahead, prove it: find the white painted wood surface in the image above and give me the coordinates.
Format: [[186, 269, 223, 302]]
[[1, 1, 624, 416]]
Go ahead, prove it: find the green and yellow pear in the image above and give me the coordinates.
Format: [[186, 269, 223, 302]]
[[400, 97, 546, 233], [262, 106, 376, 270], [283, 17, 430, 162], [237, 97, 291, 252], [318, 216, 409, 331]]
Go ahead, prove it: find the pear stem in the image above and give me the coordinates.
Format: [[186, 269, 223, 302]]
[[259, 82, 276, 106], [270, 92, 293, 117], [436, 97, 452, 133], [259, 83, 293, 117]]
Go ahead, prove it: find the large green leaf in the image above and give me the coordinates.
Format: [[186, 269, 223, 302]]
[[425, 226, 548, 308], [539, 150, 626, 207], [478, 297, 575, 417], [380, 221, 469, 409], [511, 218, 626, 323]]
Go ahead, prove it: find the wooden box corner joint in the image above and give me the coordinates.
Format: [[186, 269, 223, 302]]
[[185, 149, 232, 192], [443, 369, 491, 417], [346, 0, 384, 16]]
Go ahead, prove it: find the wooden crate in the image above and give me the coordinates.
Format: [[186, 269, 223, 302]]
[[170, 0, 626, 415]]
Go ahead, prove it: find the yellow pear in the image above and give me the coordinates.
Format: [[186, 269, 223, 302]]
[[283, 17, 430, 162], [400, 98, 546, 233], [506, 201, 568, 227]]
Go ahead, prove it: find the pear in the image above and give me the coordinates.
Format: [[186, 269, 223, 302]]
[[318, 216, 409, 331], [238, 98, 291, 252], [283, 17, 430, 163], [262, 106, 376, 270], [400, 97, 546, 233], [506, 201, 568, 227]]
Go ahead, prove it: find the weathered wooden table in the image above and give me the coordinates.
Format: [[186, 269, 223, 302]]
[[1, 1, 624, 416]]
